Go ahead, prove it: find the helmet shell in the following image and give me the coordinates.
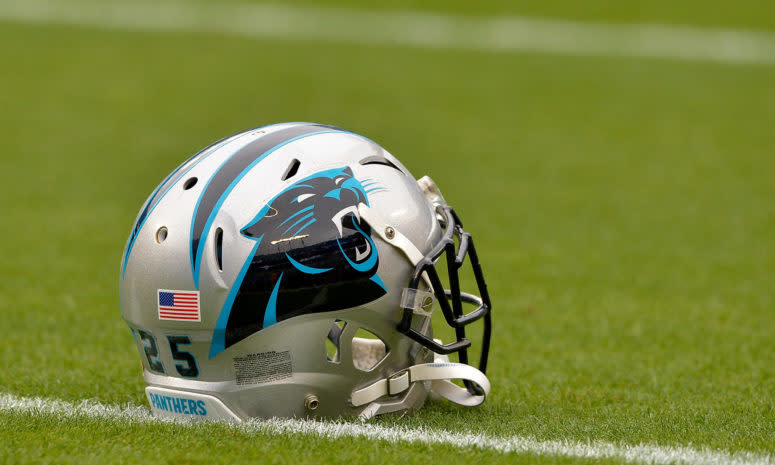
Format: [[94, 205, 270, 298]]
[[120, 123, 442, 418]]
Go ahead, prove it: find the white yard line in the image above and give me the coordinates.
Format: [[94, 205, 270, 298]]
[[0, 0, 775, 66], [1, 392, 772, 465]]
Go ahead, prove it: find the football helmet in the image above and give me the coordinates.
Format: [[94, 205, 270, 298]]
[[120, 122, 492, 420]]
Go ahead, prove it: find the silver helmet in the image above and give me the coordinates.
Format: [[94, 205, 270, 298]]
[[120, 122, 492, 420]]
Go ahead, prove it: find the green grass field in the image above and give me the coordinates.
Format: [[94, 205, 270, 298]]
[[1, 0, 774, 463]]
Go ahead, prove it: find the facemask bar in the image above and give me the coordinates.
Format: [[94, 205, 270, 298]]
[[396, 205, 492, 386]]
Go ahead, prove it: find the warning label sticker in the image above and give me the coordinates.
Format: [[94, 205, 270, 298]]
[[233, 350, 293, 386]]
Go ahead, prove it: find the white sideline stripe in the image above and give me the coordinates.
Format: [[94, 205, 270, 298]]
[[1, 392, 773, 465], [1, 1, 775, 66]]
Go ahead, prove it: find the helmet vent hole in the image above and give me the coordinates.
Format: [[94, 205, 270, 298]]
[[282, 159, 301, 181], [183, 177, 198, 190], [352, 328, 389, 371], [155, 227, 168, 244], [359, 155, 403, 173], [325, 320, 346, 363], [214, 227, 224, 271]]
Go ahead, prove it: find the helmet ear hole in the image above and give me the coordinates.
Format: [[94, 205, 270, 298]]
[[325, 320, 346, 363], [351, 328, 389, 371]]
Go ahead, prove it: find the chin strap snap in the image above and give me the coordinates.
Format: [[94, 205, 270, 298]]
[[350, 355, 491, 408]]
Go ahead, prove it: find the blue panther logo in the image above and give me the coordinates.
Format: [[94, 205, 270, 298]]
[[209, 166, 387, 357]]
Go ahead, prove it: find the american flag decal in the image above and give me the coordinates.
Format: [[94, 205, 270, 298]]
[[158, 289, 201, 321]]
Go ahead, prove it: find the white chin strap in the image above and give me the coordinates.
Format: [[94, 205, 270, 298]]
[[350, 353, 490, 408]]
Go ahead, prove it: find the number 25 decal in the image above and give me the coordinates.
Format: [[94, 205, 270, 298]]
[[137, 331, 199, 378]]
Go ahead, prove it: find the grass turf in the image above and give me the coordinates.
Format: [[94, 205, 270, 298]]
[[0, 3, 774, 463]]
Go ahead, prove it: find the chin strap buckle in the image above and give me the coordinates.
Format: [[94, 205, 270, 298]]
[[350, 355, 491, 408], [388, 371, 411, 395]]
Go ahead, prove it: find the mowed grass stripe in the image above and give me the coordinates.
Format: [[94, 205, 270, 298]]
[[1, 392, 773, 465], [1, 0, 775, 66]]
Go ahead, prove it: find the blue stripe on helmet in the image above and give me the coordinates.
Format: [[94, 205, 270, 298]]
[[262, 272, 284, 328], [285, 253, 333, 274]]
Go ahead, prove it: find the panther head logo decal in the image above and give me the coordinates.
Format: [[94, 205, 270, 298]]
[[209, 166, 387, 357]]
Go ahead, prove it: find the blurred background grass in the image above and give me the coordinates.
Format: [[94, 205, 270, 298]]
[[0, 0, 774, 462]]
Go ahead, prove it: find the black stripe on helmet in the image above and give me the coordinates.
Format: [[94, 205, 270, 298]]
[[189, 123, 345, 287]]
